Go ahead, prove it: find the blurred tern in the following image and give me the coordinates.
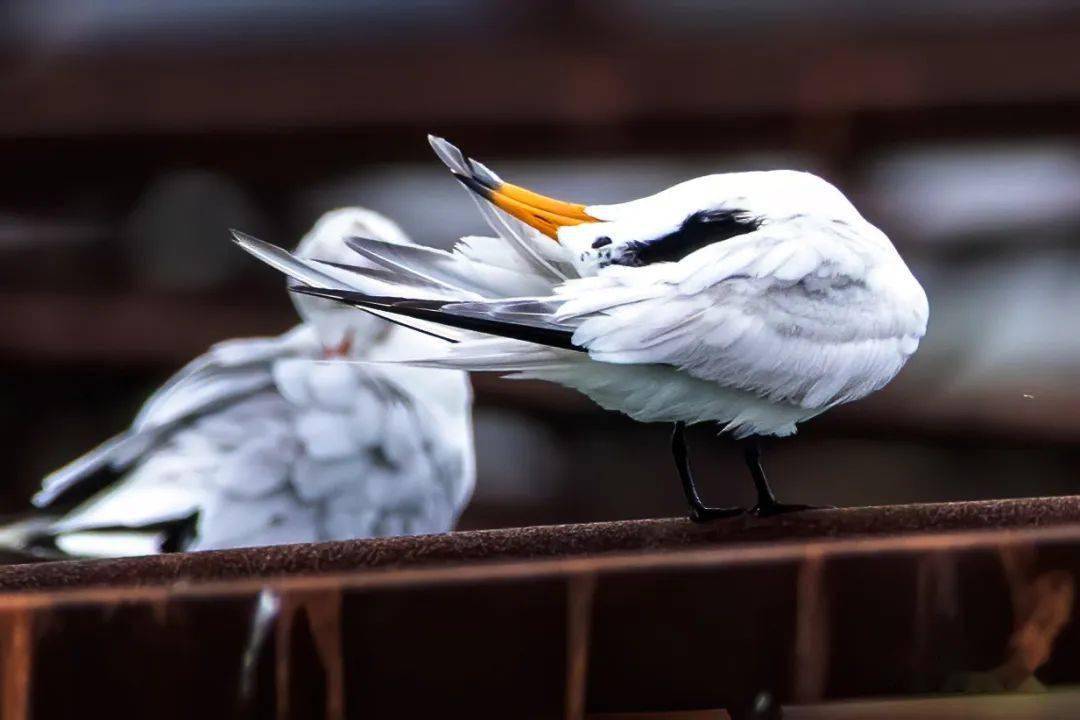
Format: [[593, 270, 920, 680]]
[[236, 137, 928, 521], [5, 209, 474, 558]]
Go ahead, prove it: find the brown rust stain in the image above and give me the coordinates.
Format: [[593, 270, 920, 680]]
[[995, 545, 1075, 690], [275, 589, 343, 720], [910, 551, 959, 684], [565, 572, 597, 720], [0, 601, 35, 720], [149, 593, 170, 625], [792, 546, 828, 703]]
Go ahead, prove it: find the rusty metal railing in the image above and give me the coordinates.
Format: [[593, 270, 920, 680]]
[[2, 496, 1080, 718]]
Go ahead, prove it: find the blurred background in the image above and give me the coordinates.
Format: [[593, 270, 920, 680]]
[[1, 0, 1079, 531]]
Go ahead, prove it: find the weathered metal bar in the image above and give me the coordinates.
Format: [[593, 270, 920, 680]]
[[2, 498, 1080, 718], [1, 506, 1080, 717], [1, 496, 1078, 593]]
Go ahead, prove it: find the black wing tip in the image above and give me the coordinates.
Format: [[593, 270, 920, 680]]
[[452, 171, 495, 199], [289, 286, 582, 352], [309, 258, 362, 272], [345, 233, 396, 247], [428, 133, 506, 192], [343, 234, 407, 262], [309, 260, 402, 285], [291, 285, 462, 345], [289, 284, 335, 299], [289, 285, 420, 306], [343, 235, 376, 258]]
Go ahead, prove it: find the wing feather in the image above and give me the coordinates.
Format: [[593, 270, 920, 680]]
[[373, 225, 914, 413], [34, 328, 314, 508], [555, 230, 920, 409]]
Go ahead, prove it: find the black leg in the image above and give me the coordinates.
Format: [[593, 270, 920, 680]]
[[741, 437, 821, 517], [671, 422, 744, 522]]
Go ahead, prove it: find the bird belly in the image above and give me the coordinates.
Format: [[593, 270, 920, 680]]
[[522, 361, 818, 437]]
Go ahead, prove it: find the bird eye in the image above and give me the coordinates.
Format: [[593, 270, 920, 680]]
[[591, 236, 612, 249]]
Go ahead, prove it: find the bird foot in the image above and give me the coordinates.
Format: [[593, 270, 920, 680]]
[[750, 502, 831, 518], [688, 505, 746, 523]]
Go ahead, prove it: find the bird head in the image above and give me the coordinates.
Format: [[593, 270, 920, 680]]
[[554, 170, 876, 275], [291, 207, 411, 357], [610, 170, 864, 229]]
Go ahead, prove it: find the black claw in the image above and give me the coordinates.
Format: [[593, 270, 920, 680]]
[[750, 502, 829, 518], [689, 505, 746, 523]]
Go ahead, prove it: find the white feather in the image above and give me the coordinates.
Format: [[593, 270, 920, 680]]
[[55, 531, 164, 558]]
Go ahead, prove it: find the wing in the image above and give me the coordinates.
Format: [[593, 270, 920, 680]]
[[341, 225, 920, 414], [52, 339, 475, 553], [44, 387, 302, 555], [33, 325, 318, 509], [555, 227, 923, 411]]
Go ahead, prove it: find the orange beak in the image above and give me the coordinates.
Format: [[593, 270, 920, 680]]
[[455, 174, 595, 239]]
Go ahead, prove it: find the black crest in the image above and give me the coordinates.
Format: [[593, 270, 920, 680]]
[[614, 209, 761, 267]]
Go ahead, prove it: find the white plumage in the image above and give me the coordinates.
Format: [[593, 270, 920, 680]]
[[237, 137, 928, 519], [12, 208, 474, 558]]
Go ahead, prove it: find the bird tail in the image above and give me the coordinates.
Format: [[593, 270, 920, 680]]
[[232, 221, 583, 347], [0, 516, 65, 560], [231, 230, 480, 342]]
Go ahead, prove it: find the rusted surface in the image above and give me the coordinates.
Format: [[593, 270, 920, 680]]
[[0, 602, 32, 720], [566, 573, 597, 720], [1, 499, 1080, 717], [792, 547, 829, 703], [1, 496, 1079, 593]]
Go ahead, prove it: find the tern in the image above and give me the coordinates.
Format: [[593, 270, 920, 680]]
[[3, 209, 474, 558], [235, 137, 928, 521]]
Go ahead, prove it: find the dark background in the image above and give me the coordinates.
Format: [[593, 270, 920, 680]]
[[2, 0, 1079, 530]]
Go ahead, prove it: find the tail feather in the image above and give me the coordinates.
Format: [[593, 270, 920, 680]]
[[233, 228, 445, 302], [344, 235, 557, 300], [309, 259, 459, 300], [0, 516, 61, 558], [343, 236, 489, 300], [381, 338, 581, 372], [231, 230, 473, 341], [291, 286, 583, 352], [231, 230, 345, 290]]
